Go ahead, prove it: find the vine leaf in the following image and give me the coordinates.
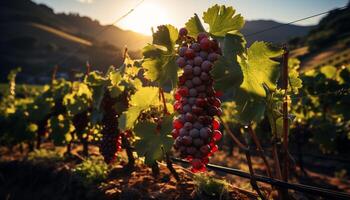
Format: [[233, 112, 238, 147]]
[[320, 65, 337, 79], [185, 13, 206, 37], [288, 58, 303, 94], [142, 25, 178, 88], [211, 32, 245, 92], [235, 42, 283, 124], [152, 24, 178, 51], [203, 4, 244, 37], [49, 115, 73, 146], [119, 87, 159, 130], [63, 82, 92, 116], [134, 115, 173, 165]]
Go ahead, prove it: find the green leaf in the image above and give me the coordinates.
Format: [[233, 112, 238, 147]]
[[185, 13, 206, 37], [288, 58, 303, 94], [109, 70, 122, 86], [152, 25, 178, 52], [234, 42, 283, 124], [320, 65, 337, 79], [49, 115, 73, 146], [141, 25, 179, 88], [142, 56, 177, 88], [118, 87, 159, 130], [211, 32, 245, 92], [63, 82, 92, 116], [203, 4, 244, 37], [134, 115, 174, 165]]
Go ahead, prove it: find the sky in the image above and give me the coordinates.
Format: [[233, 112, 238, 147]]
[[33, 0, 349, 35]]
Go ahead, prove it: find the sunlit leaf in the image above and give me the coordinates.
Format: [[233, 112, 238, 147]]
[[185, 14, 206, 37], [203, 4, 244, 37], [234, 42, 283, 124]]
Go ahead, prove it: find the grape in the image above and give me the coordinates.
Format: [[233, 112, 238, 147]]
[[193, 122, 203, 129], [189, 88, 197, 97], [197, 32, 208, 43], [179, 27, 188, 37], [192, 105, 203, 114], [208, 53, 218, 62], [193, 66, 202, 76], [179, 128, 188, 136], [173, 31, 222, 172], [200, 145, 210, 155], [200, 38, 211, 50], [201, 61, 212, 72], [183, 104, 191, 113], [172, 129, 179, 139], [186, 147, 197, 155], [192, 77, 202, 86], [187, 59, 194, 66], [188, 97, 196, 105], [193, 138, 204, 147], [200, 72, 209, 81], [182, 136, 192, 145], [191, 43, 201, 52], [195, 98, 207, 107], [176, 57, 186, 68], [183, 65, 193, 76], [185, 48, 195, 59], [189, 129, 200, 138], [179, 47, 187, 57], [185, 80, 194, 88], [198, 93, 207, 98], [199, 51, 208, 59], [184, 122, 193, 130], [196, 85, 206, 93], [194, 56, 203, 66], [185, 112, 194, 122]]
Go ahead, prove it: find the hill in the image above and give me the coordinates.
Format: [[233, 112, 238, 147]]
[[289, 4, 350, 70], [0, 0, 315, 83], [241, 20, 313, 45], [0, 0, 151, 83]]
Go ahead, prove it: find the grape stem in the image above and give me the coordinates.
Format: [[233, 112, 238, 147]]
[[219, 116, 267, 200], [247, 125, 272, 178], [162, 146, 180, 181], [159, 88, 169, 115], [122, 134, 135, 169], [218, 116, 247, 151]]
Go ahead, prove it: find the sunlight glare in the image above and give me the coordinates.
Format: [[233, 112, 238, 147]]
[[118, 3, 170, 35]]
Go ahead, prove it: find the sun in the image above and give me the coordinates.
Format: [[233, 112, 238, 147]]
[[118, 3, 170, 35]]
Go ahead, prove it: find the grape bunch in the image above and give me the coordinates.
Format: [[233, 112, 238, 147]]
[[172, 28, 223, 172], [99, 91, 122, 164], [72, 110, 89, 136]]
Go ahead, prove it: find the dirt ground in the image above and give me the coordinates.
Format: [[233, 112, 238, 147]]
[[0, 144, 349, 200]]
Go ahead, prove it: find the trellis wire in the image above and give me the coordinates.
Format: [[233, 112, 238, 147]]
[[172, 157, 350, 200]]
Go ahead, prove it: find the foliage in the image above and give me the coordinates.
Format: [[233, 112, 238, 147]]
[[72, 156, 109, 185], [193, 174, 229, 199], [27, 149, 64, 163]]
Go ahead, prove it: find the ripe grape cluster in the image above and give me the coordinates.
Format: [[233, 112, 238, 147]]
[[172, 28, 223, 172], [99, 91, 122, 164], [72, 110, 89, 136]]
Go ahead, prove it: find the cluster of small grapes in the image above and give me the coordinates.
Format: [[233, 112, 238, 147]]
[[172, 28, 223, 172], [99, 91, 122, 164], [72, 110, 89, 136]]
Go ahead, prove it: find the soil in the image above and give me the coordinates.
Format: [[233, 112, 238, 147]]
[[1, 143, 349, 200], [0, 145, 255, 200]]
